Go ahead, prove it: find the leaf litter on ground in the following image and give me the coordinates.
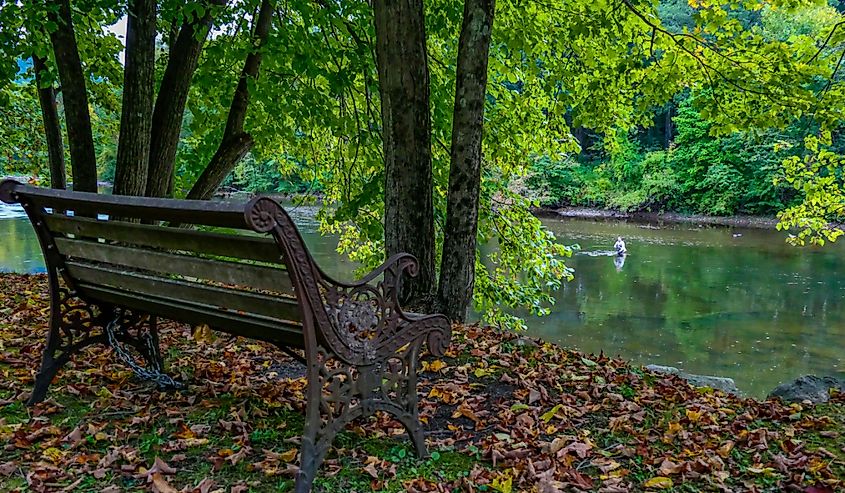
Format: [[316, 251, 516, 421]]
[[0, 274, 842, 492]]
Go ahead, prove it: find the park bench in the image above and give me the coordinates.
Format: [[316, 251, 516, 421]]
[[0, 179, 451, 492]]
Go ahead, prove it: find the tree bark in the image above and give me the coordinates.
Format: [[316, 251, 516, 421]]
[[186, 0, 273, 201], [664, 102, 674, 148], [187, 133, 254, 200], [437, 0, 495, 321], [113, 0, 156, 197], [33, 55, 66, 190], [146, 3, 221, 198], [373, 0, 436, 306], [46, 0, 97, 192]]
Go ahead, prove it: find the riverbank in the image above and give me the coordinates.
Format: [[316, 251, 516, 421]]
[[0, 273, 842, 492], [535, 206, 782, 229]]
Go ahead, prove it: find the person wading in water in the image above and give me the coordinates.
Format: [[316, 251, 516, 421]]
[[614, 236, 627, 256]]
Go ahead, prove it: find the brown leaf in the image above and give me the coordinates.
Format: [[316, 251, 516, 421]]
[[716, 440, 734, 459], [150, 472, 179, 493], [659, 459, 683, 475], [0, 462, 16, 476], [148, 456, 177, 475], [363, 462, 379, 479], [560, 441, 592, 459], [194, 477, 215, 493]]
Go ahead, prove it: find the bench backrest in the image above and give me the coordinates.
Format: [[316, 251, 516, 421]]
[[0, 180, 309, 348]]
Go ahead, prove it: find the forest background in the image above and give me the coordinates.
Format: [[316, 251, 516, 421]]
[[3, 0, 845, 329]]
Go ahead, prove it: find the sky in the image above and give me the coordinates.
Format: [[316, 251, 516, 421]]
[[107, 16, 127, 64]]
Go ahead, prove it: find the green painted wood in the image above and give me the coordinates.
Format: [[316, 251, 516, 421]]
[[54, 237, 293, 294], [14, 183, 248, 228], [76, 282, 305, 347], [65, 262, 301, 322], [45, 214, 282, 264]]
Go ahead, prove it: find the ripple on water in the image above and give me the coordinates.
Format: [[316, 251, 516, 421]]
[[0, 203, 26, 219]]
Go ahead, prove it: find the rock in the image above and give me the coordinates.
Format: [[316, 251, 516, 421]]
[[646, 365, 741, 395], [515, 336, 539, 348], [768, 375, 845, 404]]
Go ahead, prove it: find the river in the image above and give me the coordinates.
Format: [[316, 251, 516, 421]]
[[1, 201, 842, 398]]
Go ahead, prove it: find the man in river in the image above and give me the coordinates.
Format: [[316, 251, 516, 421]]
[[614, 236, 627, 256]]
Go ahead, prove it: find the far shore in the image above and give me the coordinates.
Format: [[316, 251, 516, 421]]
[[535, 205, 781, 229]]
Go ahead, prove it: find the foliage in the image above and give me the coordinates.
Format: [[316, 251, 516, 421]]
[[229, 155, 318, 195], [529, 93, 803, 216], [777, 131, 845, 245], [0, 84, 51, 180], [3, 0, 845, 327]]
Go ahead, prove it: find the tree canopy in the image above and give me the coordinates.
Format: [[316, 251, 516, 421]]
[[2, 0, 845, 328]]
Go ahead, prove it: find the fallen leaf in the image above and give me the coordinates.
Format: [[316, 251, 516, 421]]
[[150, 472, 179, 493], [643, 476, 673, 489]]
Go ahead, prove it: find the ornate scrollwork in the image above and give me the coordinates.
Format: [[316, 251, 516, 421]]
[[243, 196, 453, 493], [54, 288, 105, 358], [244, 196, 285, 232], [0, 179, 20, 204]]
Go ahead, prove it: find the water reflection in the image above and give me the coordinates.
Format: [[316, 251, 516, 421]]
[[533, 218, 845, 397], [1, 200, 843, 397]]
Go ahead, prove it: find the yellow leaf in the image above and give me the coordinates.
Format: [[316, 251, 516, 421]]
[[643, 476, 673, 489], [540, 404, 563, 423], [474, 367, 493, 378], [192, 324, 215, 343], [280, 448, 298, 462], [685, 409, 702, 423], [42, 447, 64, 463], [423, 360, 447, 372], [491, 473, 513, 493]]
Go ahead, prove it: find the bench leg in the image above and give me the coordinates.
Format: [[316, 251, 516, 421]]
[[292, 347, 430, 492], [28, 354, 63, 405], [27, 289, 107, 405]]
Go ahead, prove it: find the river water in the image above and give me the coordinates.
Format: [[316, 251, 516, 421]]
[[1, 201, 842, 398]]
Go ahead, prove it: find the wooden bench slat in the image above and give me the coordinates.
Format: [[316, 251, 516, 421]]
[[77, 282, 305, 348], [55, 237, 293, 294], [65, 262, 301, 322], [17, 185, 248, 228], [45, 215, 283, 264]]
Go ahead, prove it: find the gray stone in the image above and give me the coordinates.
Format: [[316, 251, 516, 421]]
[[515, 336, 539, 348], [768, 375, 845, 404], [646, 364, 741, 395]]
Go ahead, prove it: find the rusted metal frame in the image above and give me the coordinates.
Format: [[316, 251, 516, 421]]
[[244, 197, 452, 493], [1, 181, 171, 404]]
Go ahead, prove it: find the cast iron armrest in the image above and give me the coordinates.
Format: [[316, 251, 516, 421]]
[[327, 253, 452, 360]]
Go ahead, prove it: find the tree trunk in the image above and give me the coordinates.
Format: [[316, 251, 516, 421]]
[[437, 0, 495, 321], [33, 56, 66, 190], [664, 102, 674, 148], [186, 0, 273, 201], [373, 0, 436, 306], [146, 4, 220, 198], [186, 133, 253, 200], [113, 0, 156, 197], [46, 0, 97, 192]]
